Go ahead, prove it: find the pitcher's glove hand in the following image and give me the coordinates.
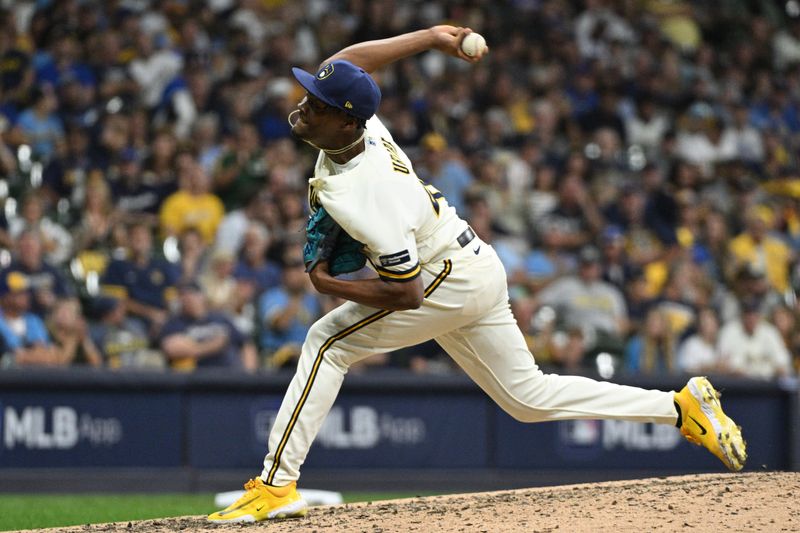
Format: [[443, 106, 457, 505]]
[[303, 207, 366, 276]]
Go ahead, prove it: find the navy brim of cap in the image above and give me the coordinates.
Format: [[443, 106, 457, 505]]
[[292, 67, 339, 110]]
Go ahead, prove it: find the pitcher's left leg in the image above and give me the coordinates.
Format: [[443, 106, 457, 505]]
[[436, 299, 746, 469]]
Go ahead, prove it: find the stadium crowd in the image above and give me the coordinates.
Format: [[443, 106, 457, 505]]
[[0, 0, 798, 381]]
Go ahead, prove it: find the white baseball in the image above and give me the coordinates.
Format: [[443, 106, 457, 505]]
[[460, 32, 487, 58]]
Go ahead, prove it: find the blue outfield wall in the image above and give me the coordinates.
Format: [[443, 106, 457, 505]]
[[0, 369, 796, 473]]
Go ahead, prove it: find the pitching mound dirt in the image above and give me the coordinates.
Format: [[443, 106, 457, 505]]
[[17, 472, 800, 533]]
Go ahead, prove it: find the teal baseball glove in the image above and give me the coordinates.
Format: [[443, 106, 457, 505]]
[[303, 207, 367, 276]]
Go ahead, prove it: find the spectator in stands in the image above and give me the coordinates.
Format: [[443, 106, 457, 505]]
[[641, 163, 679, 247], [215, 188, 277, 256], [258, 246, 322, 368], [414, 132, 474, 214], [200, 248, 240, 317], [549, 326, 588, 372], [0, 270, 59, 368], [720, 101, 764, 164], [41, 125, 96, 210], [728, 205, 793, 294], [0, 123, 16, 181], [214, 122, 269, 211], [726, 263, 783, 321], [74, 173, 119, 253], [538, 172, 602, 253], [89, 296, 163, 369], [176, 227, 209, 285], [110, 147, 169, 227], [47, 299, 101, 367], [0, 21, 33, 112], [717, 297, 793, 380], [160, 281, 257, 372], [233, 222, 281, 302], [12, 85, 63, 162], [677, 307, 721, 374], [142, 130, 180, 191], [574, 0, 636, 61], [769, 304, 800, 375], [655, 261, 700, 339], [625, 307, 678, 375], [9, 191, 73, 265], [600, 224, 636, 290], [624, 92, 670, 156], [193, 113, 224, 175], [128, 30, 184, 114], [159, 158, 225, 245], [773, 16, 800, 69], [535, 245, 629, 356], [522, 162, 559, 232], [101, 222, 178, 338], [604, 184, 667, 269], [5, 229, 74, 316]]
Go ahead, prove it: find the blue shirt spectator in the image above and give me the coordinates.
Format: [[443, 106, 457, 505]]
[[14, 86, 63, 162], [233, 223, 281, 299], [6, 229, 75, 316], [415, 133, 474, 214], [89, 296, 162, 369], [160, 283, 256, 371], [258, 254, 321, 361], [100, 223, 178, 335], [258, 288, 321, 355], [102, 255, 178, 311], [0, 270, 57, 368]]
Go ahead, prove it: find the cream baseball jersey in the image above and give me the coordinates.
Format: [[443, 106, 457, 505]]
[[308, 117, 469, 281]]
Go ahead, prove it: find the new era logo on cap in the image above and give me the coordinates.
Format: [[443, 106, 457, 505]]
[[292, 60, 381, 121]]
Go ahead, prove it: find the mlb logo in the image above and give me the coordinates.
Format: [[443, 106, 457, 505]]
[[559, 419, 601, 446]]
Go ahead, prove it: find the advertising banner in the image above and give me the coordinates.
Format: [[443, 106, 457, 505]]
[[0, 391, 183, 468], [189, 393, 489, 469]]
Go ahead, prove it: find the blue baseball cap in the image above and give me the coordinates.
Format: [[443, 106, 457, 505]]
[[291, 60, 381, 121]]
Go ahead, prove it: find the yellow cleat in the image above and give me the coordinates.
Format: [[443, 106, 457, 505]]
[[207, 478, 308, 523], [674, 377, 747, 471]]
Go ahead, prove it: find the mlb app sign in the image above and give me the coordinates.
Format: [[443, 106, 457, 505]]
[[0, 393, 183, 468], [3, 405, 122, 450]]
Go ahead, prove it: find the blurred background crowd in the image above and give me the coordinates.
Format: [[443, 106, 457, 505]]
[[0, 0, 799, 381]]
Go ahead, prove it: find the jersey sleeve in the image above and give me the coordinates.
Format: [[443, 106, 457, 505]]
[[349, 192, 421, 282], [324, 187, 421, 283]]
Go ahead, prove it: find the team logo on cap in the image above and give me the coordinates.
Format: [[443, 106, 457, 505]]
[[317, 63, 334, 80]]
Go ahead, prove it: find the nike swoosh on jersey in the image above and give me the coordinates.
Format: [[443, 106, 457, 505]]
[[473, 245, 481, 255]]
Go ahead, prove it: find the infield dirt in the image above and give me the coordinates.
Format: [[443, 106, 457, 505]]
[[15, 472, 800, 532]]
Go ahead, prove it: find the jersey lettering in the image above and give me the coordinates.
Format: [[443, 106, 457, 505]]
[[381, 138, 410, 174], [418, 178, 445, 217], [308, 182, 321, 210]]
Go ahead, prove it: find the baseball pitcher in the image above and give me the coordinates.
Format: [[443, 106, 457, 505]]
[[209, 25, 746, 523]]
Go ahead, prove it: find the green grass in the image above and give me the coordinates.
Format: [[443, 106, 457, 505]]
[[0, 492, 434, 531]]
